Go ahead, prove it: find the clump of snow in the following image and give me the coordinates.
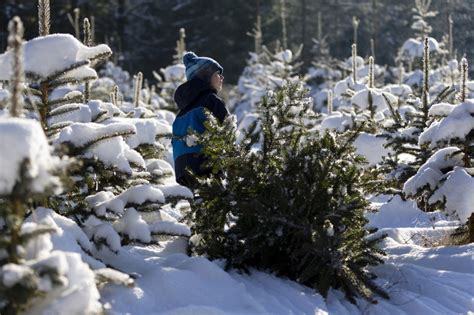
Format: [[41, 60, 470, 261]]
[[104, 117, 171, 149], [25, 251, 102, 315], [87, 184, 165, 216], [150, 221, 191, 237], [351, 88, 397, 112], [47, 103, 92, 126], [25, 207, 105, 269], [354, 132, 392, 166], [95, 267, 133, 287], [0, 33, 111, 81], [87, 100, 122, 121], [155, 110, 176, 125], [1, 263, 34, 287], [274, 49, 293, 63], [91, 223, 122, 252], [403, 147, 464, 196], [0, 118, 62, 195], [146, 159, 174, 177], [320, 111, 354, 132], [382, 84, 412, 100], [55, 122, 144, 173], [56, 121, 135, 147], [333, 76, 365, 97], [157, 183, 193, 199], [428, 102, 456, 117], [55, 64, 97, 82], [428, 167, 474, 222], [161, 64, 186, 81], [49, 88, 82, 102], [113, 208, 151, 243], [419, 100, 474, 147], [399, 37, 445, 60], [21, 221, 55, 260]]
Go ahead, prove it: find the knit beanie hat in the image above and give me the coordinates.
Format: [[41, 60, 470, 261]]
[[183, 51, 224, 81]]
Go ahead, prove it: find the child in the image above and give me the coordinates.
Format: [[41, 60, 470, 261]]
[[172, 51, 229, 190]]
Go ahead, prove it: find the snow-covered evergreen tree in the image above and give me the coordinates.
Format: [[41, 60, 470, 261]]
[[397, 0, 447, 90], [0, 16, 103, 314], [403, 61, 474, 241], [0, 3, 192, 261]]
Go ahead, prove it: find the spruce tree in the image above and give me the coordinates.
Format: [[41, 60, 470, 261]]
[[0, 17, 82, 314], [0, 3, 191, 257], [189, 81, 388, 304], [402, 59, 474, 242]]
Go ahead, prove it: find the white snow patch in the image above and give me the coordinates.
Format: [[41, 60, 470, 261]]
[[403, 147, 464, 196], [0, 33, 111, 81], [428, 166, 474, 223], [354, 132, 392, 166], [0, 118, 62, 195], [55, 122, 144, 173], [419, 100, 474, 147], [367, 195, 440, 229], [114, 208, 151, 243]]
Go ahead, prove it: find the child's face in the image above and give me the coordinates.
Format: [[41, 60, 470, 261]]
[[211, 71, 224, 92]]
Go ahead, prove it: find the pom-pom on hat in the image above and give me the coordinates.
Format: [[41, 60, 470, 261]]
[[183, 51, 223, 81]]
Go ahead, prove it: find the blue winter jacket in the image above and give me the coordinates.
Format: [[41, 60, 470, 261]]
[[172, 78, 229, 185]]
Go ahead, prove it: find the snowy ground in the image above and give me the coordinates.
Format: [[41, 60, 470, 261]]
[[95, 195, 474, 315]]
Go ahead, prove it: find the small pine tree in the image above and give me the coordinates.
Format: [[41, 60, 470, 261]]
[[0, 6, 188, 256], [0, 17, 67, 314], [189, 81, 388, 304], [377, 39, 455, 196]]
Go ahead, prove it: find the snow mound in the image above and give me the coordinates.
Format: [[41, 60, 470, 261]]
[[366, 195, 440, 229], [382, 84, 412, 99]]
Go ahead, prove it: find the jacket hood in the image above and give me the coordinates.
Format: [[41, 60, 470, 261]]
[[174, 78, 215, 110]]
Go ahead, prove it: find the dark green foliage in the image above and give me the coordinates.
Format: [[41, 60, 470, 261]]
[[188, 81, 388, 304]]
